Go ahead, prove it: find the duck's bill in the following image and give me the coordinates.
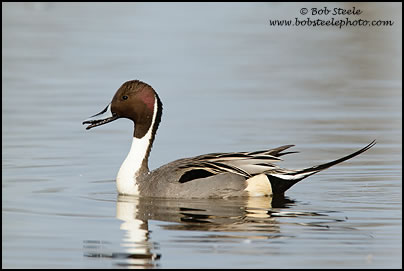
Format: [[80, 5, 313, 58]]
[[82, 103, 119, 130]]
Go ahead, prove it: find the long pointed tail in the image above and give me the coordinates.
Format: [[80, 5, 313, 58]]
[[266, 140, 376, 194]]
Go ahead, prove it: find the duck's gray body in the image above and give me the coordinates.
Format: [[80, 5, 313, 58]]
[[142, 169, 246, 198], [83, 80, 375, 198]]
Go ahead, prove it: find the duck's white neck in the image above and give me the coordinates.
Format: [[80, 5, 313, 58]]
[[116, 98, 158, 196]]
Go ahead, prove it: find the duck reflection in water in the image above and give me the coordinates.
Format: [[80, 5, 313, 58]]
[[84, 194, 342, 268]]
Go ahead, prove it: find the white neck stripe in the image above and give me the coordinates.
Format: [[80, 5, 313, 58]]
[[116, 97, 158, 195]]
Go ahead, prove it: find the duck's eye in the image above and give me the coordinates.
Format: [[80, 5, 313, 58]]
[[122, 95, 128, 100]]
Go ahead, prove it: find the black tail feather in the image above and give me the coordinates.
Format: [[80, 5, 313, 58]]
[[266, 140, 376, 195], [294, 140, 376, 176], [266, 174, 301, 195]]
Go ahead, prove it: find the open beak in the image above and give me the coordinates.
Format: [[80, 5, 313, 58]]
[[82, 103, 119, 130]]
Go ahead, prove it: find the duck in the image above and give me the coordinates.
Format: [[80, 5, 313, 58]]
[[83, 80, 376, 198]]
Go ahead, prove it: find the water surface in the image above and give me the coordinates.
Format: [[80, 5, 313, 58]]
[[2, 2, 402, 268]]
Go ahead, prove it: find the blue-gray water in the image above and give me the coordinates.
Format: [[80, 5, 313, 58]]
[[2, 2, 402, 268]]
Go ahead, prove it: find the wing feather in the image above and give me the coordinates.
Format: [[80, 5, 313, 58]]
[[176, 145, 297, 182]]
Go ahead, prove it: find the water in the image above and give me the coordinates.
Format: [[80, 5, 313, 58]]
[[2, 2, 402, 268]]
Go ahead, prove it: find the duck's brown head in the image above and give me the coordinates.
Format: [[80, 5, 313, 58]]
[[83, 80, 162, 139]]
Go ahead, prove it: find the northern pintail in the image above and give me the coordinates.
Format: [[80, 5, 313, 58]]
[[83, 80, 375, 198]]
